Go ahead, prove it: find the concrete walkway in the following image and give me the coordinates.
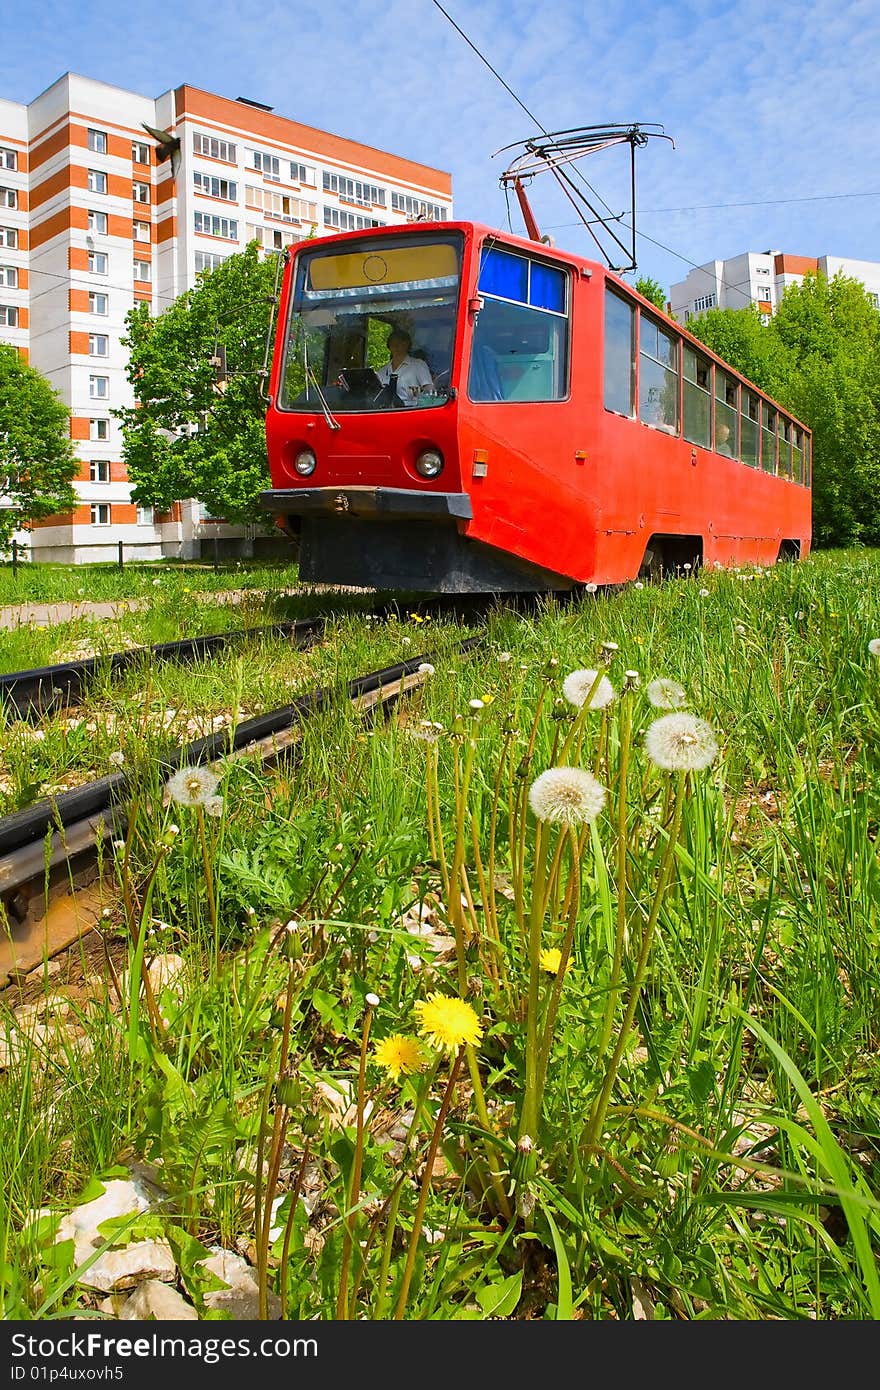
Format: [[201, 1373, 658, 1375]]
[[0, 598, 146, 630]]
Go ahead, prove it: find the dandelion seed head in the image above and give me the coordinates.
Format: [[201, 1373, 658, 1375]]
[[868, 638, 880, 658], [365, 992, 380, 1008], [417, 662, 435, 676], [108, 750, 125, 766], [166, 764, 219, 807], [634, 581, 644, 590], [562, 668, 616, 710], [204, 796, 224, 818], [528, 767, 607, 825], [497, 651, 512, 663], [645, 712, 719, 772], [585, 582, 598, 593], [699, 588, 710, 597], [645, 677, 688, 710]]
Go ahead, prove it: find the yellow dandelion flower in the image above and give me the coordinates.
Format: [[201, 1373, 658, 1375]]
[[415, 993, 482, 1055], [479, 692, 495, 705], [372, 1034, 427, 1082], [539, 947, 567, 975]]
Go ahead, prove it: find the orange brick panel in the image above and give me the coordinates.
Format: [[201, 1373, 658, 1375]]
[[32, 510, 76, 528], [156, 216, 177, 243], [16, 268, 28, 290], [30, 166, 73, 209], [69, 247, 90, 271], [114, 504, 138, 523], [70, 288, 90, 313], [70, 418, 90, 440], [30, 206, 75, 249], [110, 461, 129, 482], [17, 307, 28, 329], [30, 122, 84, 168], [69, 330, 91, 356]]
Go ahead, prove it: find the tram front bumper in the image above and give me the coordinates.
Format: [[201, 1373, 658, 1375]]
[[260, 487, 473, 523]]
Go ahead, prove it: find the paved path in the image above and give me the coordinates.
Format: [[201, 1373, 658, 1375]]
[[0, 598, 146, 630]]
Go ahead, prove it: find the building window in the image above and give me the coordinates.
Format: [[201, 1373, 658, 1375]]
[[390, 191, 447, 221], [323, 172, 386, 207], [194, 250, 226, 274], [0, 187, 19, 209], [88, 333, 109, 356], [693, 293, 716, 314], [251, 151, 281, 180], [133, 220, 150, 242], [290, 162, 316, 186], [87, 129, 108, 154], [0, 304, 18, 327], [137, 504, 154, 525], [757, 286, 772, 303], [868, 292, 879, 310], [90, 502, 111, 526], [194, 212, 238, 239], [133, 182, 150, 204], [87, 169, 107, 195], [88, 291, 108, 315], [133, 260, 151, 282], [89, 375, 109, 399], [0, 265, 17, 288], [89, 418, 109, 441], [193, 171, 238, 201], [88, 208, 108, 234], [0, 226, 17, 248], [682, 345, 711, 448], [132, 141, 150, 165], [323, 206, 383, 232], [193, 132, 237, 162], [639, 315, 679, 433], [89, 459, 111, 483], [88, 250, 108, 275], [1, 147, 18, 171]]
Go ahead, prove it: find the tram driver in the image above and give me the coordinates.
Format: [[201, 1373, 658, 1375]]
[[375, 328, 433, 405]]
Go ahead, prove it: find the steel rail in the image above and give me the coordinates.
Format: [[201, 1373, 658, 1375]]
[[0, 636, 483, 986]]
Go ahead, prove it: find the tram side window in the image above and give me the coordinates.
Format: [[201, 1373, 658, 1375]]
[[741, 391, 760, 468], [682, 346, 711, 447], [804, 433, 811, 486], [791, 426, 804, 484], [639, 316, 679, 433], [761, 402, 776, 474], [715, 372, 738, 458], [469, 248, 569, 403], [778, 419, 793, 479], [604, 290, 635, 418]]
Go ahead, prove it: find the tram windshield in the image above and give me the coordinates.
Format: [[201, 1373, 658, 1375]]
[[279, 233, 462, 413]]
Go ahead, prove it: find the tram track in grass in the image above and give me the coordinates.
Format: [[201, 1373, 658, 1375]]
[[0, 634, 484, 990]]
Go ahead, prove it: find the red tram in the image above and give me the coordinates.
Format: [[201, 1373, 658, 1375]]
[[261, 221, 811, 591]]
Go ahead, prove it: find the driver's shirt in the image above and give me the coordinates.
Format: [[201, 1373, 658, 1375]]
[[375, 355, 433, 404]]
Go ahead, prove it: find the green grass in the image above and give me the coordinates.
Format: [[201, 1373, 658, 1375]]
[[1, 548, 879, 1321], [0, 559, 302, 607]]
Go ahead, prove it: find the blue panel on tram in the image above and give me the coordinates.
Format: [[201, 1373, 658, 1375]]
[[529, 262, 566, 314], [478, 248, 528, 304]]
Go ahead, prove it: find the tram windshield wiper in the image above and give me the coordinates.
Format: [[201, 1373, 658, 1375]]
[[304, 338, 341, 432]]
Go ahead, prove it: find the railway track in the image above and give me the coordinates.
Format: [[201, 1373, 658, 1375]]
[[0, 636, 482, 988]]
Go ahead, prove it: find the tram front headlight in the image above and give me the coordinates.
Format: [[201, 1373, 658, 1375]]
[[293, 448, 317, 477], [414, 448, 444, 479]]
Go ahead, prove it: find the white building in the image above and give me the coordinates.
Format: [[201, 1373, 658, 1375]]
[[0, 74, 453, 563], [669, 251, 880, 327]]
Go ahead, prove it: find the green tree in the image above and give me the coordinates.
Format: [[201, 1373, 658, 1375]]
[[771, 273, 880, 547], [687, 275, 880, 547], [117, 243, 281, 524], [634, 276, 666, 311], [686, 302, 790, 396], [0, 345, 78, 553]]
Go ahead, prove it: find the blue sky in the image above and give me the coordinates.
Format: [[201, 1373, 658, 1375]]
[[2, 0, 878, 296]]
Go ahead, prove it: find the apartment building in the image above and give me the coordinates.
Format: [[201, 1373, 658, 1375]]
[[669, 250, 880, 327], [0, 74, 453, 563]]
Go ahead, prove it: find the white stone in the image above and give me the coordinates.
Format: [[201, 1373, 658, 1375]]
[[118, 1279, 198, 1320], [78, 1240, 177, 1293], [199, 1246, 281, 1320]]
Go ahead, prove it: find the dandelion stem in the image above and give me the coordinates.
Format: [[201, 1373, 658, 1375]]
[[584, 769, 687, 1153], [393, 1048, 464, 1318], [597, 687, 634, 1059], [195, 805, 218, 965], [337, 999, 374, 1319]]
